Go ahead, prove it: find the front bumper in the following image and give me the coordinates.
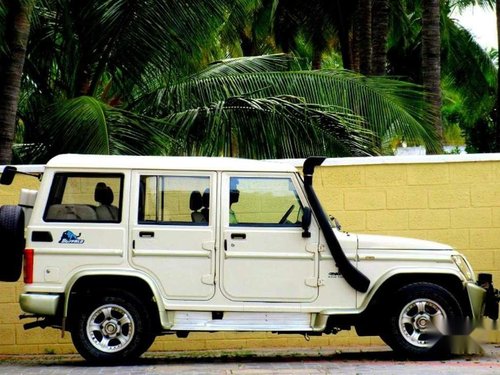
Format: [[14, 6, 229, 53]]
[[477, 273, 500, 321]]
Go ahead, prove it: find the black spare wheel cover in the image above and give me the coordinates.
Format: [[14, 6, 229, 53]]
[[0, 205, 25, 281]]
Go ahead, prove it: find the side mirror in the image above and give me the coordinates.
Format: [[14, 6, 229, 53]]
[[301, 207, 312, 238], [0, 166, 17, 185]]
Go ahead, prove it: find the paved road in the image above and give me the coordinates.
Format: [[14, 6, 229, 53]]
[[0, 344, 499, 374]]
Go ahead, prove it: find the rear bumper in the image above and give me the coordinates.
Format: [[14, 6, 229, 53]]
[[19, 293, 61, 316]]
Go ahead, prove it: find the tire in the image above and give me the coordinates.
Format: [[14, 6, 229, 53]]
[[380, 282, 463, 359], [71, 290, 153, 364], [0, 205, 25, 282]]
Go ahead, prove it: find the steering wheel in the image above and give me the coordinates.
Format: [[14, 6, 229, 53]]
[[279, 205, 295, 224]]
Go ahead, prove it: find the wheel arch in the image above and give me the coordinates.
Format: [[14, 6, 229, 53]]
[[64, 271, 168, 332], [356, 272, 469, 336]]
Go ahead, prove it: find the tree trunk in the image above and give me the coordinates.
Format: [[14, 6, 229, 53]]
[[312, 46, 322, 70], [359, 0, 372, 75], [0, 1, 32, 164], [495, 0, 500, 151], [351, 7, 361, 73], [371, 0, 389, 75], [421, 0, 443, 151], [335, 0, 353, 70]]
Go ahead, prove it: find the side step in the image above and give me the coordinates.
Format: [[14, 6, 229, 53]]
[[170, 311, 313, 331]]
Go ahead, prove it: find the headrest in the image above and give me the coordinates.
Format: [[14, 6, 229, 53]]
[[202, 188, 210, 208], [95, 182, 114, 205], [190, 191, 203, 211], [230, 189, 240, 205]]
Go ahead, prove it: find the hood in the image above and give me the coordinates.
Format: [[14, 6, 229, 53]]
[[357, 233, 453, 251]]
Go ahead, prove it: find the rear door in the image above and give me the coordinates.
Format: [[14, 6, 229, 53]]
[[130, 171, 216, 300]]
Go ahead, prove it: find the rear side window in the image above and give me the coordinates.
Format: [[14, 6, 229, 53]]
[[138, 175, 210, 225], [44, 173, 123, 223]]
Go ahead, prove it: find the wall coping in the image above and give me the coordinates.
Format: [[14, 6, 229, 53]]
[[3, 153, 500, 174], [282, 153, 500, 167]]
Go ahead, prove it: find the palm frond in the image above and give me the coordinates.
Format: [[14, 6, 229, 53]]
[[194, 54, 300, 79], [27, 96, 175, 162], [163, 69, 440, 152], [164, 95, 373, 158]]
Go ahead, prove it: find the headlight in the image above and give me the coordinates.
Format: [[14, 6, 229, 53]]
[[452, 255, 474, 281]]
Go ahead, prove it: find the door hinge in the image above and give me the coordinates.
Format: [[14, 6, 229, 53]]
[[305, 277, 324, 287]]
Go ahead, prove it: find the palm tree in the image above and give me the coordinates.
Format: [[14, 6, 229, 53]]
[[14, 0, 442, 162], [372, 0, 390, 75], [422, 0, 444, 148], [0, 0, 33, 164]]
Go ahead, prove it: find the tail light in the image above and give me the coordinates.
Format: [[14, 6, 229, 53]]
[[23, 249, 34, 284]]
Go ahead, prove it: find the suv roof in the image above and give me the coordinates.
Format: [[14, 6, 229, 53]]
[[46, 154, 298, 173]]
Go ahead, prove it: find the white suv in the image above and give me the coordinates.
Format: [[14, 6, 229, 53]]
[[0, 154, 498, 363]]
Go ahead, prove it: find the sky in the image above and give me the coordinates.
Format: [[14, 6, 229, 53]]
[[452, 5, 497, 49]]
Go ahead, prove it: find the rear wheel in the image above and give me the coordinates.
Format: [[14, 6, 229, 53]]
[[381, 282, 463, 359], [0, 205, 25, 281], [71, 290, 153, 364]]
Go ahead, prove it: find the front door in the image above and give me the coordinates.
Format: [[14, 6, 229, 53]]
[[220, 173, 320, 302], [130, 171, 216, 300]]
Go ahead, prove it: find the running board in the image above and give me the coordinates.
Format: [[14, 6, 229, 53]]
[[170, 311, 313, 331]]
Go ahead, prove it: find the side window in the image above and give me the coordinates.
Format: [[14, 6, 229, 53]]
[[229, 177, 303, 226], [44, 173, 123, 223], [139, 175, 210, 225]]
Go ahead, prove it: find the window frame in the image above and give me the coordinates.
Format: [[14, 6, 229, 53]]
[[43, 172, 124, 223], [228, 176, 304, 228], [138, 174, 211, 226]]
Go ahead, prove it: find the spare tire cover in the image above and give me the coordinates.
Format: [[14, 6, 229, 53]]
[[0, 205, 25, 281]]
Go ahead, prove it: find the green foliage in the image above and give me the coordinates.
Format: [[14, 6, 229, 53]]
[[12, 0, 450, 161]]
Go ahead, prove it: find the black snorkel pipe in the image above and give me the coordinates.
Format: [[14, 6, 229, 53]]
[[303, 157, 370, 293]]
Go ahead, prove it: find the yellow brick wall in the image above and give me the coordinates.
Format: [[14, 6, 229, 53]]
[[0, 157, 499, 355]]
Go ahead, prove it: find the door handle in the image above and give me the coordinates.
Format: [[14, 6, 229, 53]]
[[231, 233, 246, 240], [139, 231, 155, 238]]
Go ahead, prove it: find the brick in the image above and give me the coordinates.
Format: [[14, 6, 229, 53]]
[[0, 284, 17, 303], [366, 210, 408, 231], [408, 209, 449, 229], [0, 303, 23, 324], [428, 188, 470, 209], [0, 326, 16, 345], [245, 338, 290, 348], [450, 208, 491, 229], [464, 250, 495, 271], [492, 207, 500, 227], [425, 229, 469, 250], [449, 163, 493, 184], [469, 228, 500, 249], [364, 165, 407, 186], [16, 325, 61, 345], [344, 189, 386, 210], [205, 339, 248, 350], [314, 166, 364, 187], [386, 187, 428, 209], [157, 340, 208, 351], [0, 344, 40, 355], [407, 164, 449, 185], [335, 211, 366, 232], [471, 185, 500, 207], [316, 190, 344, 211]]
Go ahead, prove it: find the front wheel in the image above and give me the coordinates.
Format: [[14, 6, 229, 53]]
[[381, 282, 463, 359], [71, 291, 153, 363]]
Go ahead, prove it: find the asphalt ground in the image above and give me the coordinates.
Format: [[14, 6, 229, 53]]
[[0, 344, 499, 375]]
